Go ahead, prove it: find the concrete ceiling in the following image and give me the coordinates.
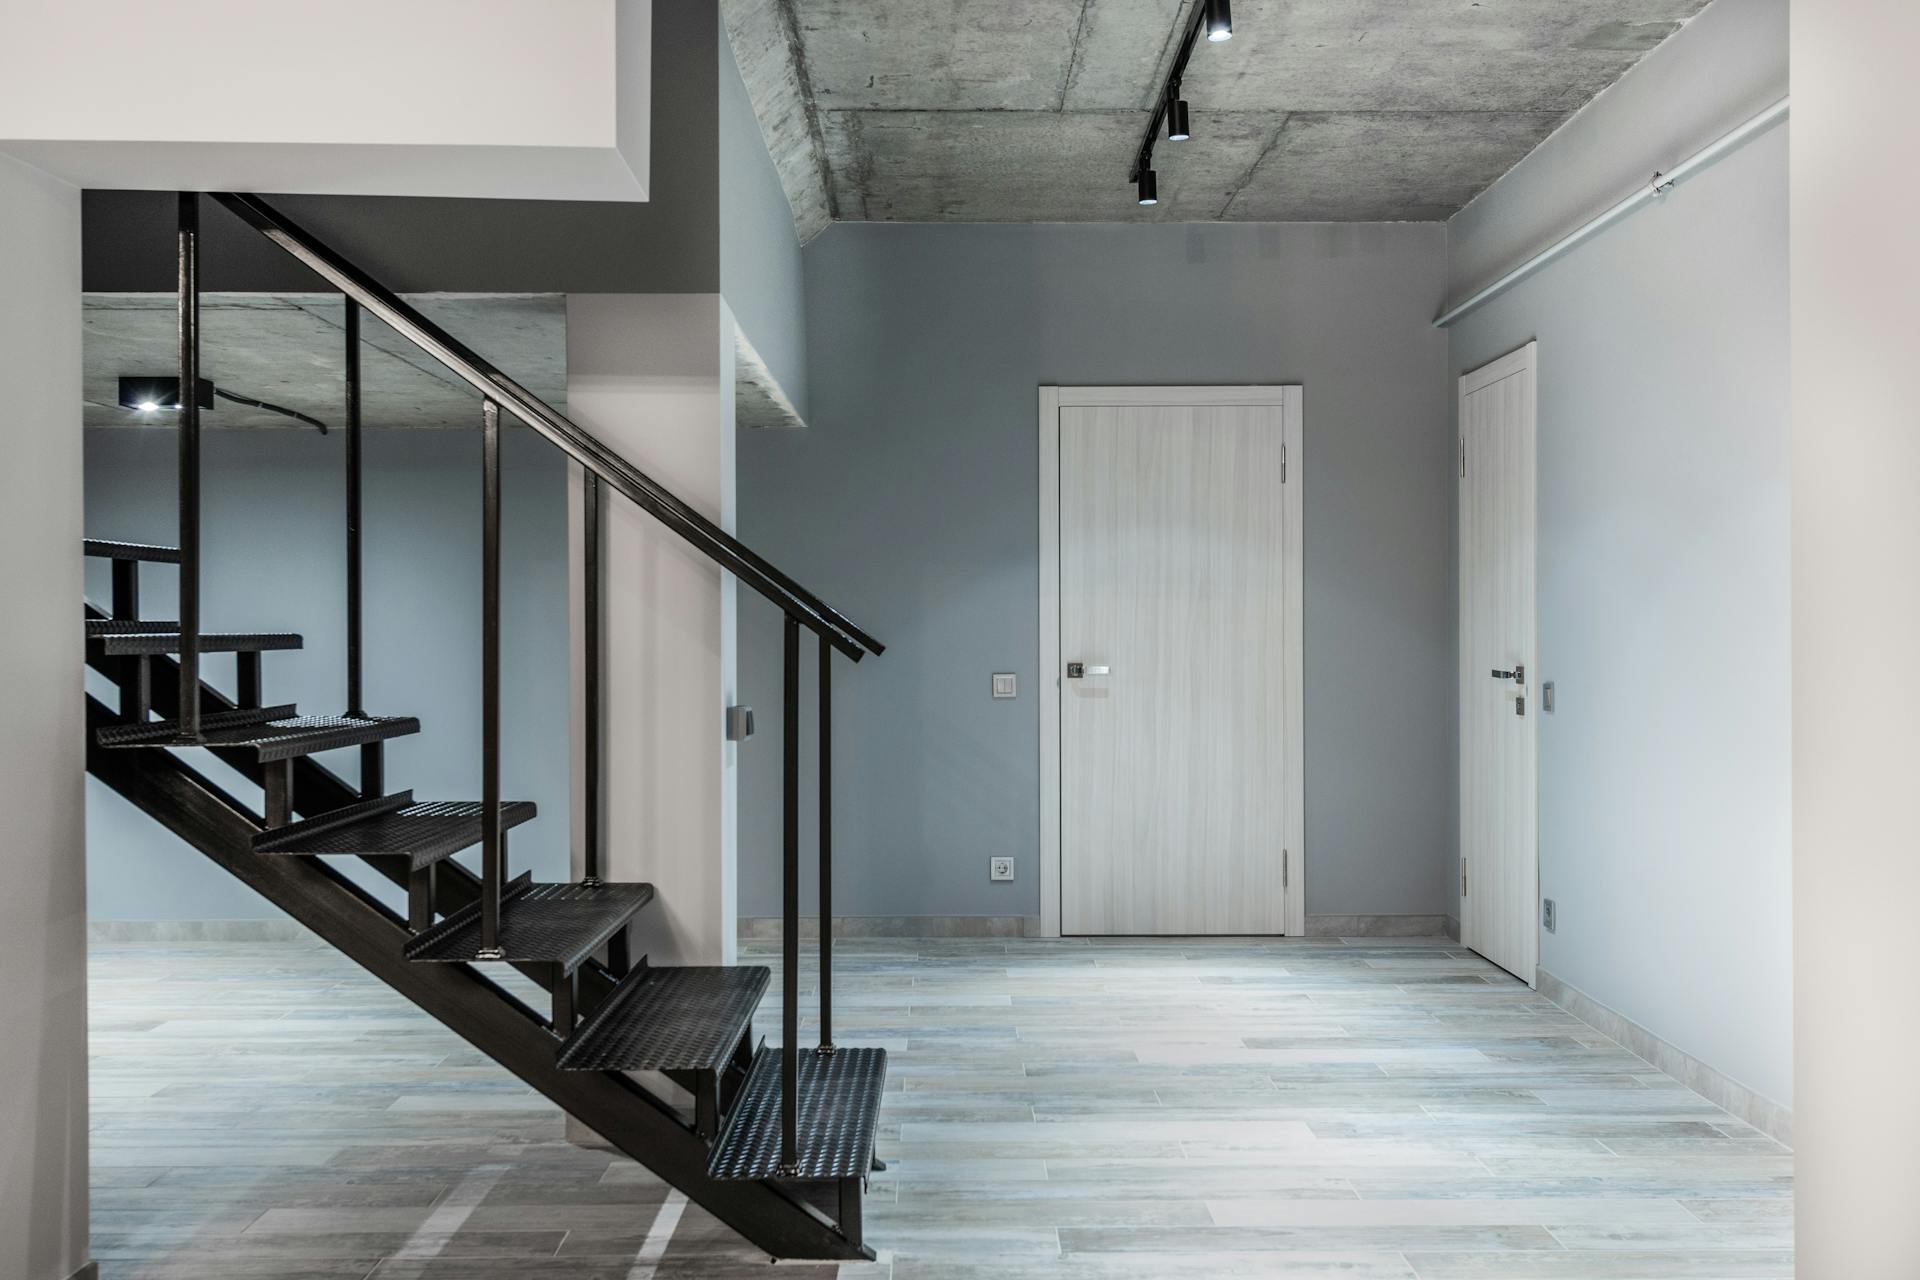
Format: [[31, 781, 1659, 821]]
[[84, 294, 568, 429], [84, 293, 807, 431], [725, 0, 1711, 235]]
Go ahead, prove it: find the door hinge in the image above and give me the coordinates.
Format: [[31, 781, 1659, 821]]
[[1459, 435, 1466, 478], [1281, 442, 1288, 484], [1283, 851, 1289, 889], [1461, 859, 1468, 897]]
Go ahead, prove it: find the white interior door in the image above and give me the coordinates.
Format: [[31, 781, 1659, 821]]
[[1459, 344, 1539, 984], [1057, 396, 1300, 935]]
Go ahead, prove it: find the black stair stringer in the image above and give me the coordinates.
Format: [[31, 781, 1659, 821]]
[[85, 694, 872, 1262]]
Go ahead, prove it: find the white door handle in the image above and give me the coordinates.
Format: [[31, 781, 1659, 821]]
[[1066, 663, 1111, 678]]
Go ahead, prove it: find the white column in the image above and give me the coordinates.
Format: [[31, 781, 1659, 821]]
[[566, 294, 737, 967], [0, 153, 89, 1280], [1792, 0, 1920, 1272]]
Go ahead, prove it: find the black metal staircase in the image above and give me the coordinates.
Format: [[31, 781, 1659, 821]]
[[80, 192, 887, 1261]]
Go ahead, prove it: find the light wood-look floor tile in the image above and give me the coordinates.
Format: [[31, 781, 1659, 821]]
[[90, 937, 1792, 1278]]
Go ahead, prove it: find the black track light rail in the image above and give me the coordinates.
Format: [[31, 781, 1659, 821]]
[[1129, 0, 1232, 200]]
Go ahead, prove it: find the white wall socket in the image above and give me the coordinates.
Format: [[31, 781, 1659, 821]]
[[989, 857, 1015, 882]]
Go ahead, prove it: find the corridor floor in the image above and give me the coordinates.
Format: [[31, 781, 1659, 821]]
[[88, 935, 1793, 1278]]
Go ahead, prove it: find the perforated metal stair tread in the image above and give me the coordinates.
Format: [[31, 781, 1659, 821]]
[[707, 1045, 887, 1182], [84, 539, 182, 563], [557, 964, 770, 1072], [88, 627, 303, 656], [404, 880, 654, 973], [97, 703, 420, 761], [253, 790, 536, 868]]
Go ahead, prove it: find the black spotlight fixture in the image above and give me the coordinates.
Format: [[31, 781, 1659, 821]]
[[1205, 0, 1233, 42], [1167, 96, 1192, 142], [119, 376, 214, 412], [118, 374, 329, 432], [1126, 0, 1237, 205]]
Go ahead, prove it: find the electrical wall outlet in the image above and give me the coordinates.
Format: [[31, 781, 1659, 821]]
[[1542, 898, 1557, 933], [989, 857, 1015, 882]]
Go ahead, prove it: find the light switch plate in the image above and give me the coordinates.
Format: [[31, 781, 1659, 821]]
[[989, 857, 1014, 882], [991, 673, 1017, 699]]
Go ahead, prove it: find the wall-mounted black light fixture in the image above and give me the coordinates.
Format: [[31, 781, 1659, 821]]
[[118, 374, 329, 433], [1127, 0, 1238, 207], [119, 375, 214, 413]]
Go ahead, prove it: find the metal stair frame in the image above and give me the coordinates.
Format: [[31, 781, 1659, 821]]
[[85, 691, 870, 1261]]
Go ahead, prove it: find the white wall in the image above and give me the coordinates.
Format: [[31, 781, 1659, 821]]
[[1446, 0, 1792, 1115], [740, 221, 1453, 923], [1792, 0, 1920, 1270], [0, 0, 651, 200], [0, 153, 90, 1280], [567, 294, 737, 967]]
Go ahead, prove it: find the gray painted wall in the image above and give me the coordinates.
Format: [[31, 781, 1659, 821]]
[[738, 221, 1453, 921], [1, 152, 91, 1280], [1445, 0, 1791, 1107], [84, 427, 572, 920], [719, 17, 808, 417], [78, 1, 721, 295]]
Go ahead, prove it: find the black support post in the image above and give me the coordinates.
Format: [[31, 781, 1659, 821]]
[[583, 470, 602, 886], [818, 636, 834, 1054], [110, 559, 139, 621], [781, 613, 801, 1174], [263, 760, 293, 828], [176, 193, 203, 742], [236, 651, 262, 710], [407, 863, 436, 932], [479, 400, 505, 959]]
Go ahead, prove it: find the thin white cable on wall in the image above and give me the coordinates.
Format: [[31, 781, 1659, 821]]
[[1433, 96, 1790, 328]]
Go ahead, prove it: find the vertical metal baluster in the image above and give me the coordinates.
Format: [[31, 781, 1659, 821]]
[[345, 300, 364, 713], [176, 193, 203, 742], [478, 400, 505, 960], [345, 303, 385, 799], [818, 636, 834, 1055], [583, 470, 602, 886], [781, 614, 801, 1175]]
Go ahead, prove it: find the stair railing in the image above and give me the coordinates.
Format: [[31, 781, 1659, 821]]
[[166, 191, 880, 1175]]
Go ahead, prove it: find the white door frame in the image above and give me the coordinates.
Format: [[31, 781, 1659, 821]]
[[1037, 384, 1306, 939], [1457, 342, 1539, 986]]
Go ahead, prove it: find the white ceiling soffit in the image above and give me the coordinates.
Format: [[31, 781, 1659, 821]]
[[0, 0, 651, 201], [723, 0, 1711, 227]]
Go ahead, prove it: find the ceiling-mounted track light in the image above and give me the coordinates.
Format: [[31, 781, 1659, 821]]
[[1167, 97, 1191, 142], [1205, 0, 1233, 42], [1126, 0, 1237, 205]]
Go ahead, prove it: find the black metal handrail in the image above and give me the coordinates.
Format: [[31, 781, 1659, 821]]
[[157, 191, 870, 1187], [208, 191, 882, 662]]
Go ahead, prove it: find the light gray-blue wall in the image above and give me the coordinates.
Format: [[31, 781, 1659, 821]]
[[719, 19, 807, 416], [1445, 0, 1791, 1107], [84, 426, 572, 920], [737, 221, 1454, 922]]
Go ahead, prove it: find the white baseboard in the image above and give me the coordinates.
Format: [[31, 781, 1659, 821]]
[[1305, 914, 1456, 938], [739, 915, 1038, 940], [1537, 967, 1792, 1148], [88, 919, 315, 942]]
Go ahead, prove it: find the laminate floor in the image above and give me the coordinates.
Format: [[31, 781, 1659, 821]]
[[88, 936, 1793, 1279]]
